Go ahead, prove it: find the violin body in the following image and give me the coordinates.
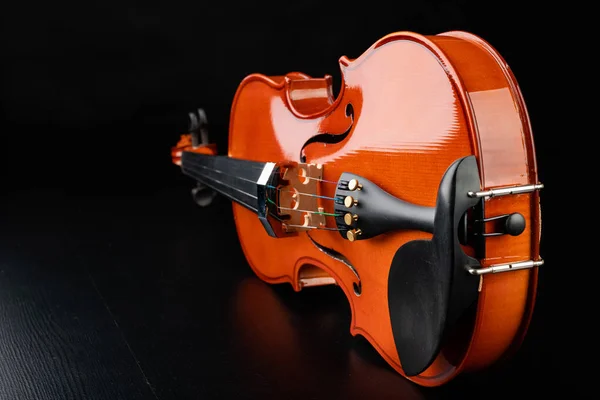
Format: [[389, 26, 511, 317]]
[[172, 31, 543, 386]]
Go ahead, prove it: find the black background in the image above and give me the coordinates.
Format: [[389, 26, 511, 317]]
[[1, 1, 576, 399]]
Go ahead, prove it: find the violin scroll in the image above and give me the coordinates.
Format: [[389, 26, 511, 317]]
[[171, 108, 218, 207]]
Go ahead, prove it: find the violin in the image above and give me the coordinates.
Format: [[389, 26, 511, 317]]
[[170, 30, 543, 387]]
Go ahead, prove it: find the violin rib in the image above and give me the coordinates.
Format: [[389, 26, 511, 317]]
[[172, 30, 542, 387]]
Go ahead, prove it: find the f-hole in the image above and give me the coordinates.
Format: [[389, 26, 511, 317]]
[[299, 102, 354, 162], [345, 103, 353, 118]]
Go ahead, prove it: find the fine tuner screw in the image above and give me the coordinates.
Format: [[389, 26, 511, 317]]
[[346, 229, 362, 242], [348, 179, 362, 191], [344, 196, 358, 208], [344, 213, 358, 225]]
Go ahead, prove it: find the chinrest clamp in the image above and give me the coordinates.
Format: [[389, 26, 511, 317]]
[[467, 183, 544, 198], [467, 259, 544, 276]]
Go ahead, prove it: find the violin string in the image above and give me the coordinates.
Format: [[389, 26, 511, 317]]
[[270, 214, 341, 232], [266, 198, 341, 217], [283, 224, 341, 231], [265, 185, 338, 202], [183, 155, 344, 231], [191, 173, 338, 230], [214, 158, 340, 184], [188, 162, 341, 214], [186, 160, 340, 196], [188, 162, 342, 205], [297, 176, 339, 184], [191, 170, 341, 230], [186, 162, 260, 185], [265, 204, 342, 231]]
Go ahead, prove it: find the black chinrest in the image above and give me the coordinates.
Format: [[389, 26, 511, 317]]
[[387, 155, 481, 376]]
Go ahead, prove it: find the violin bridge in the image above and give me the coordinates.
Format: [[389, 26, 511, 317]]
[[278, 163, 326, 232]]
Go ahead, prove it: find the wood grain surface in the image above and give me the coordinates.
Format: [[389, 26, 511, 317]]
[[0, 192, 156, 400]]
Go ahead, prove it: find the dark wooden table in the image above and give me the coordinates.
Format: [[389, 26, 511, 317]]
[[0, 183, 570, 399]]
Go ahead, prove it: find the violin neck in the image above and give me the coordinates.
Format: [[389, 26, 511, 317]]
[[179, 151, 271, 213]]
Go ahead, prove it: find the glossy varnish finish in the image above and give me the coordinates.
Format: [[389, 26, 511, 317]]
[[225, 31, 541, 386]]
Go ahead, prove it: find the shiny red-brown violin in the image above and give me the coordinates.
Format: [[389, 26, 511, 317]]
[[170, 31, 543, 386]]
